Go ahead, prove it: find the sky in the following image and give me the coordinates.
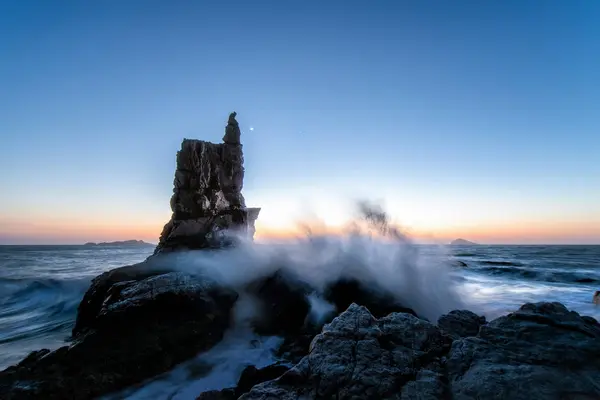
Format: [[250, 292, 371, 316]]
[[1, 0, 599, 245]]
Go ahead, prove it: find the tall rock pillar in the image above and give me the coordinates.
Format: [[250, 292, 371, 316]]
[[154, 112, 260, 254]]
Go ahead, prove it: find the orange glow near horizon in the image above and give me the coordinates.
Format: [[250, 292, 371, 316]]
[[1, 214, 600, 245], [254, 218, 600, 245]]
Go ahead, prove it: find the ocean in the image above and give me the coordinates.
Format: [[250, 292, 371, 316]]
[[1, 242, 599, 398]]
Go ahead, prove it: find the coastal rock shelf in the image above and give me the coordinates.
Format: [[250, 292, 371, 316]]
[[155, 111, 260, 254]]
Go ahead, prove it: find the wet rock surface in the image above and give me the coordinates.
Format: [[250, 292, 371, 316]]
[[447, 302, 600, 400], [240, 302, 600, 400], [437, 309, 486, 340], [241, 303, 452, 399], [0, 269, 238, 400]]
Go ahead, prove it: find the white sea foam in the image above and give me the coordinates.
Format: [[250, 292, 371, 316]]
[[106, 330, 283, 400], [145, 202, 467, 323]]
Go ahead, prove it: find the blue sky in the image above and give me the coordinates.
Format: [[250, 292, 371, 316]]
[[1, 0, 599, 244]]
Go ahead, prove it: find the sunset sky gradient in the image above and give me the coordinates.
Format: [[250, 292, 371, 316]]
[[1, 0, 599, 245]]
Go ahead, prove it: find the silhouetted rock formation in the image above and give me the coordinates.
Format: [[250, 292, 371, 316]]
[[155, 112, 259, 254]]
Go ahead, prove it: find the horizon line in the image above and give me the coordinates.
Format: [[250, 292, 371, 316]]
[[0, 242, 598, 247]]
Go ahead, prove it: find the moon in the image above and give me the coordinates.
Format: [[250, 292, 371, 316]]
[[249, 127, 254, 131]]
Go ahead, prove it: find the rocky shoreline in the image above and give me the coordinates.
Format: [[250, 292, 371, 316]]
[[1, 113, 599, 400]]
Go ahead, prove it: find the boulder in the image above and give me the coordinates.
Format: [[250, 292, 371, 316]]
[[73, 260, 170, 336], [241, 303, 452, 399], [446, 302, 600, 399], [0, 270, 238, 400], [437, 309, 486, 340]]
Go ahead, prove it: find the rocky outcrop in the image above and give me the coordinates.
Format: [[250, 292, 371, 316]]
[[0, 268, 238, 400], [437, 309, 485, 340], [241, 303, 452, 399], [155, 112, 260, 254], [239, 302, 600, 400], [447, 302, 600, 399]]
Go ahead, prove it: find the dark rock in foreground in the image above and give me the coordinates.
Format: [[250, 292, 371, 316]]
[[0, 265, 237, 400], [447, 302, 600, 399], [241, 303, 452, 399], [437, 309, 486, 340], [241, 302, 600, 400]]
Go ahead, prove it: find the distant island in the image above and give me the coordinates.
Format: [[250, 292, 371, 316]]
[[450, 238, 479, 246], [83, 240, 154, 247]]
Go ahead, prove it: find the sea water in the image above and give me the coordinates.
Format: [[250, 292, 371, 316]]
[[1, 242, 599, 398]]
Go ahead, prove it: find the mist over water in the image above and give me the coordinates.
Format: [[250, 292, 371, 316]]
[[152, 201, 467, 322]]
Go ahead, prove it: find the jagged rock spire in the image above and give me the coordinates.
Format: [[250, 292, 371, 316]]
[[222, 111, 241, 144], [153, 112, 259, 254]]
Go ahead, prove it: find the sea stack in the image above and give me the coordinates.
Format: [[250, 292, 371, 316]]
[[154, 112, 260, 253]]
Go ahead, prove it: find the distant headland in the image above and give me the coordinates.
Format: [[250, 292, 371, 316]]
[[83, 240, 155, 247], [450, 238, 479, 246]]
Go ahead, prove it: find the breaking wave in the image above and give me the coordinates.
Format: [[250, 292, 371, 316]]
[[476, 265, 599, 284], [109, 202, 469, 399], [147, 201, 467, 323]]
